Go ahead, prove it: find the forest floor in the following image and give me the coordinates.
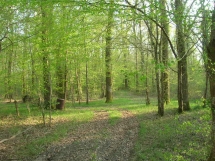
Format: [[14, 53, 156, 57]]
[[0, 91, 212, 161], [34, 109, 141, 161]]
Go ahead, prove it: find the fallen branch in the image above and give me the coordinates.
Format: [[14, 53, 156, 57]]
[[0, 126, 33, 144]]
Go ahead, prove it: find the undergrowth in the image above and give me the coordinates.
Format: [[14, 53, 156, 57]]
[[0, 91, 212, 160], [134, 101, 211, 161]]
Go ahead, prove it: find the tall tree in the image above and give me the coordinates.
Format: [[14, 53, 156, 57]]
[[175, 0, 190, 113], [207, 2, 215, 160], [201, 0, 210, 107], [160, 0, 170, 104], [41, 2, 52, 109], [105, 0, 114, 103]]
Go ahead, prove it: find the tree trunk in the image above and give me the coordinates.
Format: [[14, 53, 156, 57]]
[[154, 24, 164, 116], [139, 21, 150, 105], [207, 3, 215, 160], [175, 0, 190, 113], [160, 0, 170, 104], [105, 0, 114, 103], [56, 56, 67, 100], [14, 100, 19, 117], [5, 53, 13, 101], [76, 67, 82, 104], [132, 21, 139, 92], [41, 3, 51, 109], [86, 62, 89, 104], [145, 49, 150, 105], [124, 52, 129, 89], [201, 1, 210, 108]]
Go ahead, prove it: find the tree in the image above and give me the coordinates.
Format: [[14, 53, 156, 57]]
[[105, 0, 114, 103], [201, 0, 211, 107], [41, 1, 52, 109], [174, 0, 190, 112], [160, 0, 170, 104], [207, 2, 215, 160]]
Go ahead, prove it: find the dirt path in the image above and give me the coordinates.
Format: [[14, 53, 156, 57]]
[[34, 110, 139, 161]]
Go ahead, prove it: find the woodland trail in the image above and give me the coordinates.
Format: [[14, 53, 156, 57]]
[[34, 109, 140, 161]]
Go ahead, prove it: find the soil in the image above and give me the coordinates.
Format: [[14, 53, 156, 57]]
[[33, 110, 140, 161]]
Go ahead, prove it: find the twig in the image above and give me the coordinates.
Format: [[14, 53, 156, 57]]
[[0, 126, 33, 144]]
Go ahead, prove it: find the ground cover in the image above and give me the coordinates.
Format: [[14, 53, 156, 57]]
[[0, 91, 211, 161]]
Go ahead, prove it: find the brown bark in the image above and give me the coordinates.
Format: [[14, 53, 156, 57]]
[[201, 2, 210, 108], [56, 59, 67, 99], [175, 0, 190, 113], [14, 100, 19, 117], [105, 0, 114, 103], [160, 0, 170, 105], [41, 3, 51, 109], [124, 52, 129, 89], [145, 50, 150, 105], [5, 53, 13, 101], [132, 21, 139, 92], [56, 98, 65, 110], [207, 3, 215, 160], [76, 67, 82, 104]]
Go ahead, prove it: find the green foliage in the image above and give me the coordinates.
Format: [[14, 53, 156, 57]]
[[0, 92, 212, 160], [134, 103, 211, 161]]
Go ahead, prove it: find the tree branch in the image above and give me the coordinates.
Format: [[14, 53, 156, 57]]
[[124, 0, 178, 58]]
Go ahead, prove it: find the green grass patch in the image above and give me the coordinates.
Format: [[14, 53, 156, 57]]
[[108, 110, 122, 125], [134, 107, 211, 161], [0, 92, 213, 161]]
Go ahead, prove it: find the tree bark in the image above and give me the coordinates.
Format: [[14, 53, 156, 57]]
[[175, 0, 190, 113], [56, 57, 67, 100], [105, 0, 114, 103], [76, 66, 82, 104], [5, 53, 13, 101], [160, 0, 170, 104], [124, 52, 129, 89], [41, 2, 51, 109], [145, 49, 150, 105], [207, 3, 215, 160], [86, 62, 89, 104], [201, 2, 210, 108]]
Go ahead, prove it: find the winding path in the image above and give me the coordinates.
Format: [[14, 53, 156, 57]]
[[34, 110, 139, 161]]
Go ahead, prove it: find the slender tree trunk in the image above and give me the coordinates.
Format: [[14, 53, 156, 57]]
[[41, 3, 51, 109], [160, 0, 170, 104], [175, 0, 190, 113], [145, 49, 150, 105], [207, 3, 215, 160], [56, 57, 67, 99], [30, 52, 35, 92], [181, 57, 190, 110], [14, 100, 19, 117], [105, 0, 114, 103], [86, 62, 89, 104], [139, 22, 150, 104], [203, 72, 209, 108], [135, 49, 139, 92], [153, 23, 164, 116], [133, 21, 139, 92], [124, 52, 129, 89], [6, 53, 13, 101], [42, 55, 51, 109], [76, 66, 82, 104], [146, 17, 163, 115], [201, 2, 210, 108]]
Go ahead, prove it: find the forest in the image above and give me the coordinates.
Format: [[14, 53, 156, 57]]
[[1, 0, 215, 160]]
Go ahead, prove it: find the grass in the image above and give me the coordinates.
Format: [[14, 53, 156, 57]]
[[0, 91, 212, 160], [108, 110, 122, 125], [134, 101, 211, 161]]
